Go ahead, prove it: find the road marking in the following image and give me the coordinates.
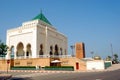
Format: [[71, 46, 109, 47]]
[[96, 79, 102, 80]]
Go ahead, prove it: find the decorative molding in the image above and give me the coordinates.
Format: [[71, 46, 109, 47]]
[[27, 61, 32, 66], [15, 61, 20, 65], [9, 32, 33, 37]]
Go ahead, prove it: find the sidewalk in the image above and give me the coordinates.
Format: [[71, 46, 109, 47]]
[[105, 63, 120, 71]]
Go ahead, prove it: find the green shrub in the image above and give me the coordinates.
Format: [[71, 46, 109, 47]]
[[11, 66, 36, 70], [45, 66, 73, 68], [12, 66, 35, 68], [44, 66, 74, 71]]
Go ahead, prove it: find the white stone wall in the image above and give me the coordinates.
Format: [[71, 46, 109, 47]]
[[36, 25, 46, 56], [6, 23, 37, 58], [47, 27, 67, 55], [36, 20, 68, 56], [6, 19, 67, 59], [86, 60, 105, 70]]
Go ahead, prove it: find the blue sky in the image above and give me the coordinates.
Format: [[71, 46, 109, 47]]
[[0, 0, 120, 59]]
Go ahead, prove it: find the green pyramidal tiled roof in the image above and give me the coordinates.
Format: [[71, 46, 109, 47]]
[[32, 12, 52, 25]]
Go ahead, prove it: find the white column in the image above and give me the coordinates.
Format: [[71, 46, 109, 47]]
[[45, 26, 48, 56], [24, 48, 26, 58], [32, 27, 37, 58], [14, 48, 17, 59], [6, 33, 10, 59]]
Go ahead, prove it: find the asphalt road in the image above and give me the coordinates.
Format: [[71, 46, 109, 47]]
[[30, 70, 120, 80], [1, 69, 120, 80]]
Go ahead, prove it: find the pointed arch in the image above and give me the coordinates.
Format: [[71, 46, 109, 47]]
[[54, 44, 59, 55], [16, 42, 24, 57], [49, 45, 53, 55], [26, 43, 32, 57], [39, 44, 44, 55]]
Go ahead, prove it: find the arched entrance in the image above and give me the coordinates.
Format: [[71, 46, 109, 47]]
[[16, 42, 24, 57], [26, 44, 31, 57], [39, 44, 43, 55], [49, 46, 53, 55], [54, 44, 59, 55]]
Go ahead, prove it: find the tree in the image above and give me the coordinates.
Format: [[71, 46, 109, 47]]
[[106, 56, 112, 61], [113, 54, 119, 64], [0, 40, 8, 56], [114, 54, 118, 59], [94, 56, 101, 60]]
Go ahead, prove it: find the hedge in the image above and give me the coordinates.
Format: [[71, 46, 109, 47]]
[[11, 66, 35, 68], [11, 66, 36, 70], [11, 66, 74, 71], [44, 66, 74, 71]]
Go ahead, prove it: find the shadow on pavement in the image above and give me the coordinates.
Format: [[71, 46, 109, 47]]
[[10, 77, 33, 80]]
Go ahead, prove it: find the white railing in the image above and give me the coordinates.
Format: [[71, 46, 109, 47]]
[[37, 55, 73, 58], [2, 55, 74, 60], [0, 57, 5, 60], [15, 56, 32, 59]]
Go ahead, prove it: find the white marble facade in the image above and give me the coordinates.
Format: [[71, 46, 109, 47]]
[[6, 13, 67, 59]]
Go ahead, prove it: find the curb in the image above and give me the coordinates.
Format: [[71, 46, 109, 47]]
[[0, 69, 119, 74], [0, 70, 74, 73]]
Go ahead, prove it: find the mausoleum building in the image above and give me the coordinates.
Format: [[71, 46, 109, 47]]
[[6, 12, 67, 59]]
